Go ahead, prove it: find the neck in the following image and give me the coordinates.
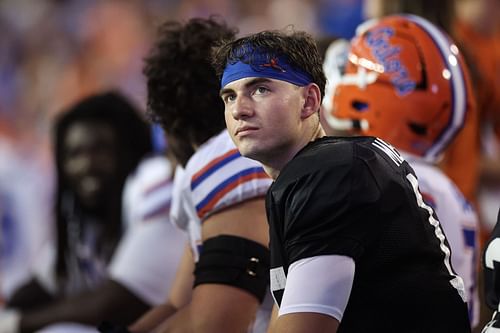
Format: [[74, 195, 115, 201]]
[[263, 120, 326, 180]]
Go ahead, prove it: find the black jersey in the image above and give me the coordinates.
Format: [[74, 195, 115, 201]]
[[483, 209, 500, 326], [266, 136, 471, 332]]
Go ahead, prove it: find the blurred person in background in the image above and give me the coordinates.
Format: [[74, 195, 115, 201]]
[[454, 1, 500, 329], [453, 0, 500, 241], [323, 14, 479, 329], [0, 92, 185, 333]]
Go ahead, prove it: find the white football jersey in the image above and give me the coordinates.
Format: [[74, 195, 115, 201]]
[[171, 130, 272, 260], [170, 130, 273, 333], [109, 155, 186, 306], [405, 154, 479, 327]]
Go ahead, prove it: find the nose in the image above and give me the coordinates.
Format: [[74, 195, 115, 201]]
[[231, 95, 253, 120], [67, 153, 92, 176], [65, 150, 102, 178]]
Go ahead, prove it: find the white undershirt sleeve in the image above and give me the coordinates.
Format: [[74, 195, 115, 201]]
[[278, 255, 355, 322]]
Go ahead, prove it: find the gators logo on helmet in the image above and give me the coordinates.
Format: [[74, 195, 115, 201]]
[[326, 14, 475, 163]]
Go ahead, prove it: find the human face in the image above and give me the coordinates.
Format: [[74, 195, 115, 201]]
[[221, 77, 308, 172], [62, 121, 118, 211]]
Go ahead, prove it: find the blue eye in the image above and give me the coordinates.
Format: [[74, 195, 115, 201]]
[[223, 94, 236, 103], [256, 87, 269, 94]]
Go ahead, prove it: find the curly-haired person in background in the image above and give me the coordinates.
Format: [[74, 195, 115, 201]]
[[125, 17, 274, 333]]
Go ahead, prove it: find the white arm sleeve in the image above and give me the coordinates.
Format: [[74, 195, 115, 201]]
[[278, 255, 355, 322]]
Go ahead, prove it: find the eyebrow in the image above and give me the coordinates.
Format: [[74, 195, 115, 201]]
[[219, 77, 273, 97]]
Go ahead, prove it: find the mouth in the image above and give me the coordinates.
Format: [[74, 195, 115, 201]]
[[76, 175, 104, 199], [81, 176, 100, 193], [235, 125, 258, 137]]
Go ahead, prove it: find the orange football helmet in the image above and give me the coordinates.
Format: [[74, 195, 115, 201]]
[[327, 15, 475, 162]]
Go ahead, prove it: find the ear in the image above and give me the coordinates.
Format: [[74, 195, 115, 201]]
[[301, 83, 322, 119]]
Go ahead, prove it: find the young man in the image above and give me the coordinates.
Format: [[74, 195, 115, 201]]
[[212, 23, 471, 333], [126, 18, 273, 333], [322, 14, 479, 328]]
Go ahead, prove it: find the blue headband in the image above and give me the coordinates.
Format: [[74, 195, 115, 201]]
[[221, 53, 313, 88]]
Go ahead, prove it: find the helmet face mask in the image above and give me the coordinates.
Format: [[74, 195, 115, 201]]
[[328, 14, 473, 163]]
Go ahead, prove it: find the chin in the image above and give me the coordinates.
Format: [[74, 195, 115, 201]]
[[240, 148, 264, 164]]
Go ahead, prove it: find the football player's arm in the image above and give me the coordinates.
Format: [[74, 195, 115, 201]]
[[266, 304, 279, 333], [272, 255, 355, 333], [7, 240, 57, 311], [128, 243, 194, 333], [16, 279, 149, 333], [6, 279, 55, 311], [158, 198, 269, 333], [273, 313, 339, 333]]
